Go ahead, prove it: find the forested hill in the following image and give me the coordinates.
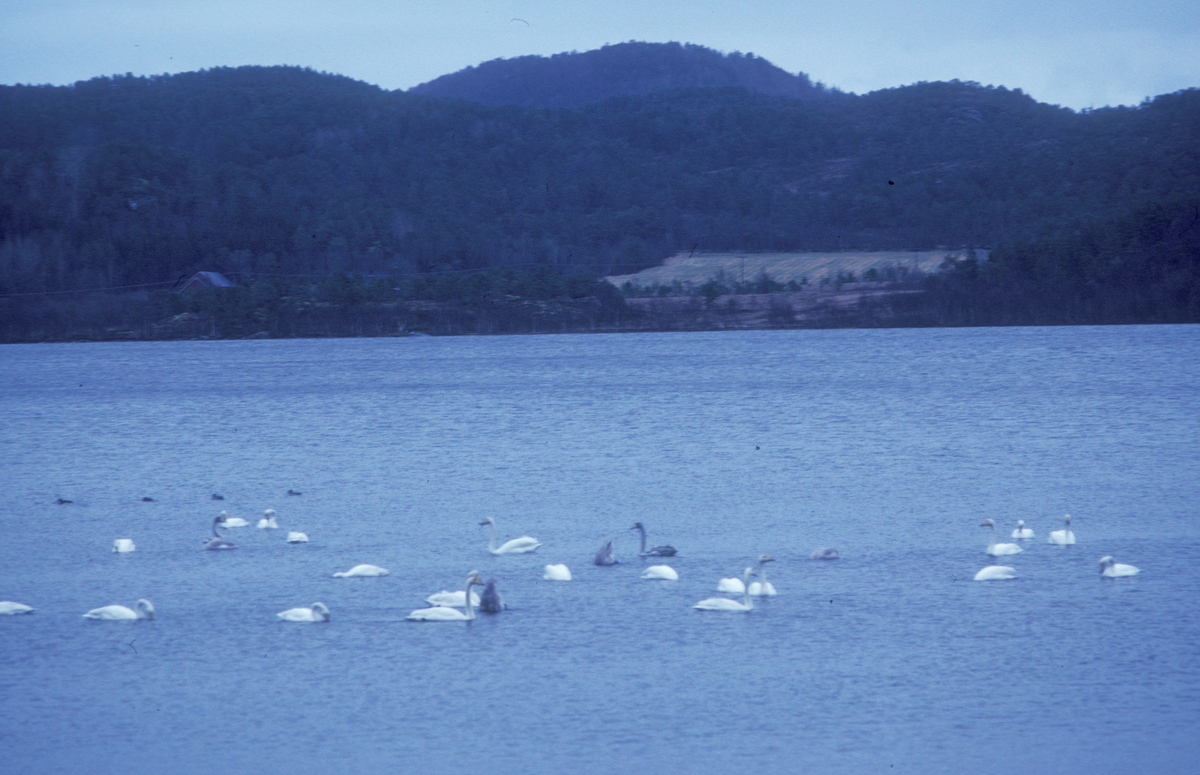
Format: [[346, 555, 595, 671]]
[[0, 59, 1198, 302], [409, 41, 831, 107]]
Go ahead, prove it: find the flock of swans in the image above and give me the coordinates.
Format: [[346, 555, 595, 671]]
[[0, 505, 1144, 622], [973, 514, 1141, 581]]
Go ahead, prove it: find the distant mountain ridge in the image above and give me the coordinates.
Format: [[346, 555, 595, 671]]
[[409, 41, 831, 107], [1, 57, 1197, 319]]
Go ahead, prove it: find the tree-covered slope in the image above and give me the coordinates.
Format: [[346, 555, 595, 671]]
[[0, 60, 1197, 299], [410, 41, 831, 108]]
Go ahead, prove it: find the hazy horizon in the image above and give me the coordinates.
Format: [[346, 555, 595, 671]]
[[1, 1, 1197, 110]]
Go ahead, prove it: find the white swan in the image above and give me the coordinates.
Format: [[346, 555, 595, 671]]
[[83, 599, 154, 620], [277, 602, 330, 622], [694, 568, 755, 612], [594, 540, 617, 566], [333, 564, 388, 578], [1011, 519, 1034, 539], [407, 571, 484, 621], [1049, 515, 1076, 545], [203, 515, 236, 550], [630, 522, 677, 556], [425, 589, 481, 607], [1100, 556, 1139, 577], [748, 555, 777, 596], [641, 565, 678, 580], [112, 538, 136, 553], [286, 531, 309, 543], [981, 519, 1022, 556], [810, 547, 839, 560], [218, 510, 249, 527], [0, 601, 34, 615], [543, 563, 572, 580], [717, 575, 746, 594], [257, 509, 279, 529], [480, 517, 541, 554], [974, 565, 1017, 581]]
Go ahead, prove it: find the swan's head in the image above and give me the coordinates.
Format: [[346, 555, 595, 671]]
[[311, 602, 330, 621], [136, 599, 155, 620], [479, 517, 495, 527], [467, 570, 483, 587], [630, 522, 645, 531], [1064, 514, 1072, 525], [758, 554, 774, 564], [213, 514, 226, 526], [980, 519, 996, 528], [742, 567, 757, 581], [1016, 520, 1025, 527], [1098, 556, 1114, 570], [264, 509, 276, 517]]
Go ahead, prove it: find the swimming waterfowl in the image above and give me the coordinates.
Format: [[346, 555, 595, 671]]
[[333, 564, 388, 578], [594, 540, 617, 566], [981, 519, 1022, 556], [974, 565, 1017, 581], [407, 572, 484, 621], [479, 579, 506, 613], [1011, 520, 1035, 539], [83, 599, 154, 620], [257, 509, 278, 529], [694, 568, 756, 612], [747, 555, 776, 596], [630, 522, 676, 556], [203, 515, 236, 550], [218, 510, 249, 527], [277, 602, 330, 622], [1099, 556, 1139, 577], [1049, 515, 1076, 546], [480, 517, 541, 554]]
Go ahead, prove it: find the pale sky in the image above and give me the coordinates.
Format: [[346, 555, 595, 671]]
[[2, 0, 1197, 110]]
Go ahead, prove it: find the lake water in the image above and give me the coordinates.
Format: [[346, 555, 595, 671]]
[[1, 326, 1198, 774]]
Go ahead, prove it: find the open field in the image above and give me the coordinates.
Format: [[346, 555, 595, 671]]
[[606, 250, 983, 287]]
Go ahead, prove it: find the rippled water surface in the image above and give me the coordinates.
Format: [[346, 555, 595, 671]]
[[2, 326, 1199, 774]]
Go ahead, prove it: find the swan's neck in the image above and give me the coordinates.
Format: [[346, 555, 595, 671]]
[[985, 526, 996, 552], [758, 561, 769, 584], [636, 526, 647, 554], [742, 572, 754, 609], [212, 521, 222, 538], [463, 578, 477, 620], [487, 521, 497, 552]]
